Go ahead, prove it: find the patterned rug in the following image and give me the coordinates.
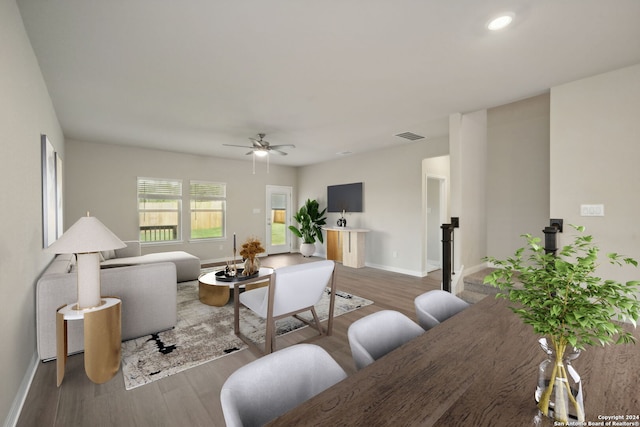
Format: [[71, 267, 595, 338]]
[[121, 276, 373, 390]]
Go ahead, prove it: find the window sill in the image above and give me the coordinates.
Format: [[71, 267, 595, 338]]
[[141, 240, 184, 247], [188, 238, 224, 244]]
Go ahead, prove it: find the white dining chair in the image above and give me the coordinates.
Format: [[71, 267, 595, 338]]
[[235, 260, 336, 353], [220, 343, 347, 427], [414, 289, 470, 330], [347, 309, 424, 370]]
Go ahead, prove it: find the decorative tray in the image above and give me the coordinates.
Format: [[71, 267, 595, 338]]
[[215, 268, 259, 282]]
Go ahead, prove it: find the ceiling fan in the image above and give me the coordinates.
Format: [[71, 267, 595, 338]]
[[224, 133, 295, 157]]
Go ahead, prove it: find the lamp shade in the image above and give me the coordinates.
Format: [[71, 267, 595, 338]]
[[46, 214, 126, 254]]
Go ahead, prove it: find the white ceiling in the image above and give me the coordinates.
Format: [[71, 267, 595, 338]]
[[17, 0, 640, 167]]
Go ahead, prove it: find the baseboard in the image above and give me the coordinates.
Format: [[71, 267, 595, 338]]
[[365, 262, 423, 277], [3, 351, 38, 427], [461, 262, 489, 277]]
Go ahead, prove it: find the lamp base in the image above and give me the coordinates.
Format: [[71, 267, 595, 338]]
[[76, 252, 102, 309]]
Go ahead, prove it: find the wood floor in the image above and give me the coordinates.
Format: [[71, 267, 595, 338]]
[[17, 255, 442, 427]]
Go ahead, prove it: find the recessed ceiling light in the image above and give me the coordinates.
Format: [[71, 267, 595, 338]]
[[487, 13, 514, 31]]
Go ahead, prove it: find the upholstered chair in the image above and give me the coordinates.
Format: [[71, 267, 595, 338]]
[[414, 289, 470, 331], [347, 309, 424, 370], [220, 343, 347, 427], [235, 260, 336, 353]]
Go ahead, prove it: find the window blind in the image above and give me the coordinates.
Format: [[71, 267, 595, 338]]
[[138, 178, 182, 198], [190, 181, 225, 199]]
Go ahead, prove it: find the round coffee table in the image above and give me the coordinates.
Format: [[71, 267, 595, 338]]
[[198, 267, 274, 306]]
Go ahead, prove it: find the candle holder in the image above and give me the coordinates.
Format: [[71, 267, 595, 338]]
[[233, 233, 237, 275], [233, 248, 238, 276]]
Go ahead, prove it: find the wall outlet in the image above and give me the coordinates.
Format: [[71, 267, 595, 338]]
[[580, 204, 604, 217], [392, 251, 398, 258]]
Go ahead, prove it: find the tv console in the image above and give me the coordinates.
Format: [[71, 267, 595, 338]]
[[323, 227, 369, 268]]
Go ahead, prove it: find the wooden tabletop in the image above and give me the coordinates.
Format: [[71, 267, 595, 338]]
[[268, 296, 640, 426]]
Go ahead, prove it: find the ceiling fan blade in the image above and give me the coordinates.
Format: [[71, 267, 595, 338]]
[[249, 137, 265, 148], [245, 151, 254, 155], [223, 144, 253, 148], [269, 144, 296, 149], [271, 149, 289, 156]]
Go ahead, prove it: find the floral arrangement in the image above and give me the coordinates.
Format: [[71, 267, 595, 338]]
[[239, 237, 265, 275]]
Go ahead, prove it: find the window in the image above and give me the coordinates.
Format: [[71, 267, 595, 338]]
[[138, 177, 182, 242], [190, 180, 226, 240]]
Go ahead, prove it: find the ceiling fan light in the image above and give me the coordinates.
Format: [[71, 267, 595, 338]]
[[487, 13, 514, 31], [254, 150, 269, 157]]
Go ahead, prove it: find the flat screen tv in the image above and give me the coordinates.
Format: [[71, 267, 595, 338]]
[[327, 182, 363, 213]]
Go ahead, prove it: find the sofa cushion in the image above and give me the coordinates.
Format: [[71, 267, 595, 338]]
[[115, 240, 141, 258], [44, 254, 75, 274], [101, 250, 200, 282], [100, 249, 116, 260]]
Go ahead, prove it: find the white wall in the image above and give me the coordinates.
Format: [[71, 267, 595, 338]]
[[0, 1, 65, 424], [449, 110, 487, 276], [486, 94, 550, 259], [550, 64, 640, 285], [65, 140, 297, 262], [450, 95, 550, 276], [297, 136, 449, 276]]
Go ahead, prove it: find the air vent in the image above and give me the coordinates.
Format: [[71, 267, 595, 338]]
[[395, 132, 425, 141]]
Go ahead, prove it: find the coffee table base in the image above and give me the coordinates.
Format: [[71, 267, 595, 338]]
[[198, 281, 230, 306]]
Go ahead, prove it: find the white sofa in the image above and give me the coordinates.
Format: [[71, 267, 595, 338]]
[[100, 241, 201, 282], [35, 245, 198, 361]]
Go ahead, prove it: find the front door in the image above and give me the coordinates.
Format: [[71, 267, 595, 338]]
[[266, 185, 292, 254]]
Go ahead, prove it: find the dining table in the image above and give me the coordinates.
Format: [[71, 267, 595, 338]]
[[267, 295, 640, 426]]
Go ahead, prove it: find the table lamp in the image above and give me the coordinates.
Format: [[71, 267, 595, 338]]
[[46, 213, 125, 309]]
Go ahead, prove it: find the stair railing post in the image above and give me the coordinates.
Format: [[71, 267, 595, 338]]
[[441, 223, 454, 293], [543, 226, 559, 256]]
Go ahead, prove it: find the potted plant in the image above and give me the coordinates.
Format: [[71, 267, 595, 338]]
[[289, 199, 327, 257], [483, 225, 639, 423]]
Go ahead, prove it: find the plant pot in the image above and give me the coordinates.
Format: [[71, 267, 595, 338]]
[[300, 243, 315, 257], [535, 337, 584, 423]]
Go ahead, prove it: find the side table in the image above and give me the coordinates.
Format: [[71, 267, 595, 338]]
[[56, 297, 122, 386]]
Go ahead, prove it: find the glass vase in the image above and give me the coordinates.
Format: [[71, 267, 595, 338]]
[[243, 256, 260, 276], [535, 337, 585, 423]]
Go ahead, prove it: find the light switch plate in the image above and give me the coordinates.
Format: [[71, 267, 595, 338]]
[[580, 204, 604, 216]]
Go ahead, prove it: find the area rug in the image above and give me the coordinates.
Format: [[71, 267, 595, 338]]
[[121, 277, 373, 390]]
